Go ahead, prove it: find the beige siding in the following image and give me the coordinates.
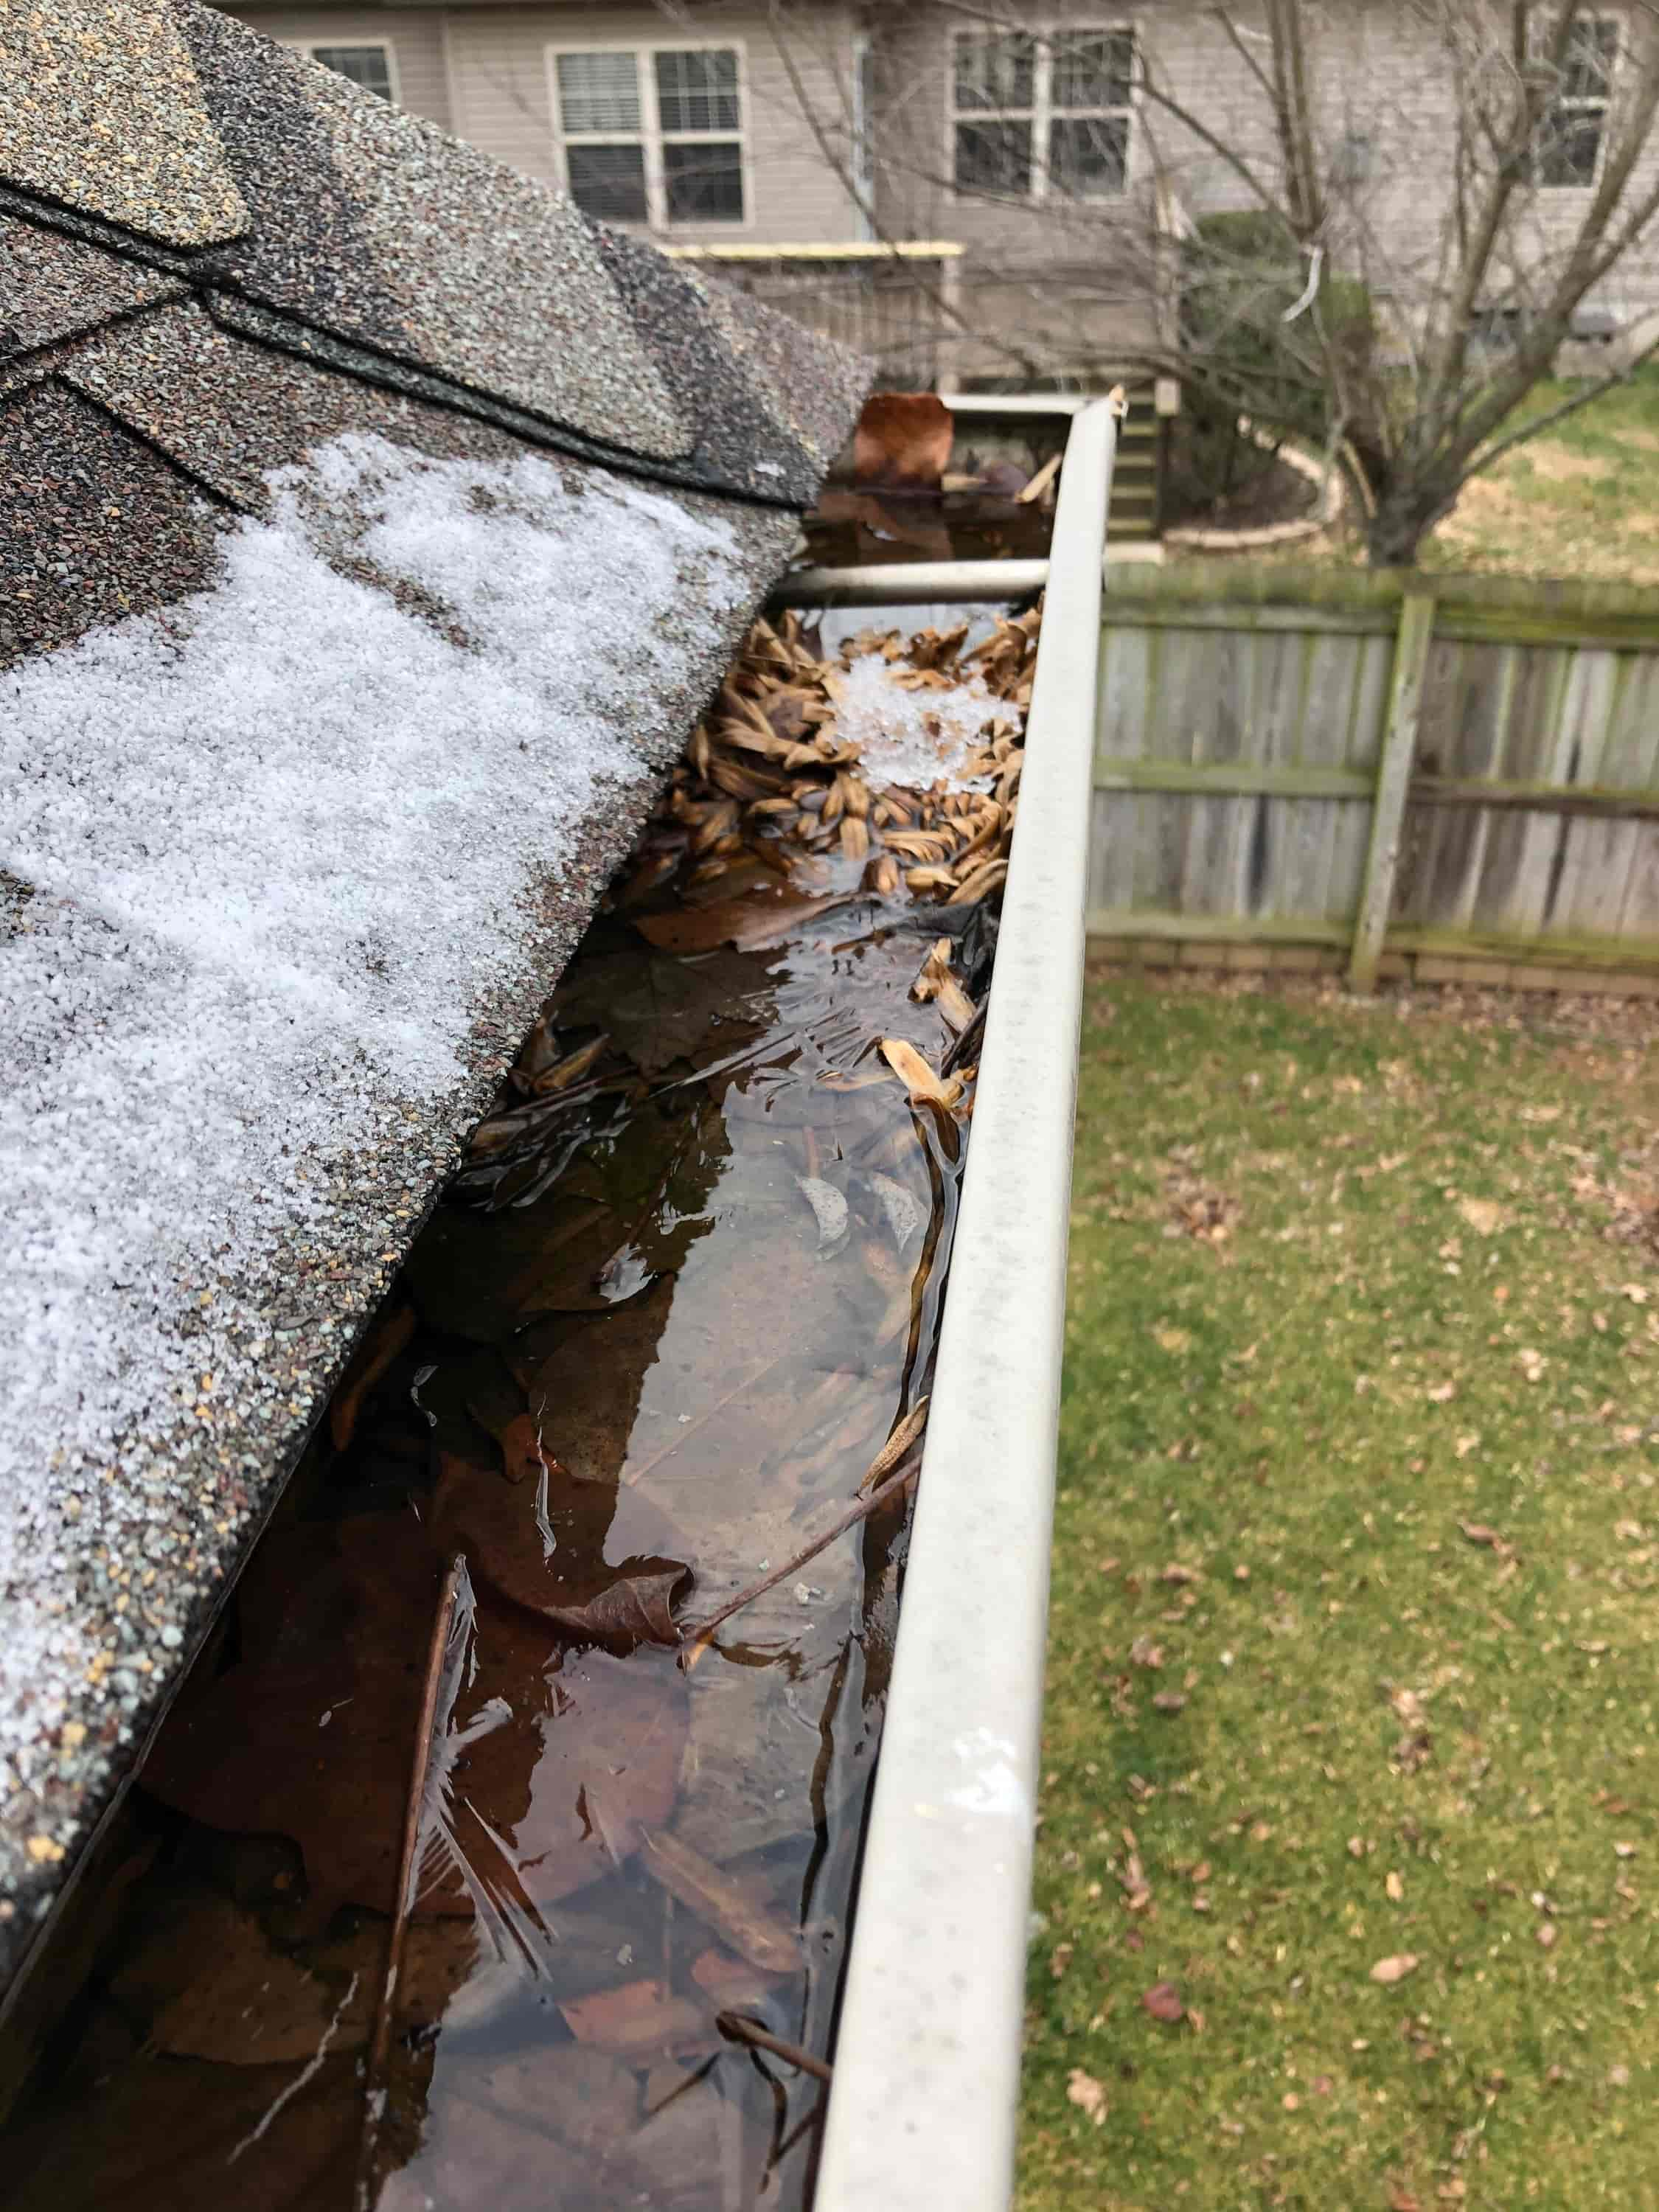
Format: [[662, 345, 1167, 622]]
[[872, 1, 1659, 326], [442, 2, 868, 245], [223, 7, 453, 127]]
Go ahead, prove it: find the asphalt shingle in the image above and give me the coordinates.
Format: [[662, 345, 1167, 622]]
[[0, 0, 248, 248]]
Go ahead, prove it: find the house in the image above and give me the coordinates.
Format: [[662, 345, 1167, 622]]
[[217, 1, 1659, 544], [0, 0, 863, 1992]]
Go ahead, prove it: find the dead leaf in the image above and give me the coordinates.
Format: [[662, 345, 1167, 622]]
[[633, 891, 848, 956], [1426, 1380, 1457, 1403], [1369, 1953, 1420, 1985], [637, 1830, 799, 1973], [328, 1300, 415, 1451], [432, 1455, 692, 1652], [1065, 2067, 1108, 2126], [1141, 1981, 1184, 2023], [142, 1550, 689, 1919], [1153, 1325, 1192, 1355], [1385, 1871, 1405, 1902], [878, 1037, 964, 1110], [1458, 1197, 1506, 1236], [853, 392, 953, 490]]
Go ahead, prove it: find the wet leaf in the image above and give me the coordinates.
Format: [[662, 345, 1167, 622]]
[[432, 1453, 692, 1652], [329, 1300, 415, 1450], [878, 1037, 964, 1110], [1369, 1952, 1420, 1985], [141, 1544, 689, 1919], [633, 891, 848, 956], [1141, 1980, 1185, 2023], [558, 1977, 712, 2058], [638, 1830, 800, 1972], [1065, 2066, 1109, 2126], [151, 1902, 348, 2065], [797, 1174, 850, 1251]]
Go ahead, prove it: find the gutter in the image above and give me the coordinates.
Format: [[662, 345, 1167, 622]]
[[810, 397, 1120, 2212]]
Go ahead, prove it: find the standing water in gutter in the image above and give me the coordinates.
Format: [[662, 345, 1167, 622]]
[[0, 605, 1038, 2211]]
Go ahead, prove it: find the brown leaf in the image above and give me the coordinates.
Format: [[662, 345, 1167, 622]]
[[1368, 1953, 1420, 1985], [637, 1830, 799, 1973], [141, 1557, 688, 1919], [878, 1037, 964, 1110], [852, 392, 954, 490], [632, 891, 848, 956], [1152, 1691, 1187, 1714], [1141, 1981, 1185, 2023], [150, 1899, 349, 2065], [432, 1454, 692, 1652], [558, 1978, 711, 2058], [1065, 2067, 1109, 2126], [328, 1299, 415, 1450]]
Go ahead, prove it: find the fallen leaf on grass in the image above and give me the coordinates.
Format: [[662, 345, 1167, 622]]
[[1517, 1348, 1548, 1382], [1141, 1981, 1184, 2023], [1152, 1691, 1187, 1714], [1385, 1871, 1405, 1902], [1153, 1326, 1191, 1355], [1065, 2067, 1108, 2126], [1458, 1520, 1509, 1551], [1458, 1198, 1506, 1236], [1369, 1953, 1420, 1986], [1425, 1380, 1457, 1403]]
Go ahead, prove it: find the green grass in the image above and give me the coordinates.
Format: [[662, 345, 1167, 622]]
[[1422, 366, 1659, 584], [1020, 969, 1659, 2211]]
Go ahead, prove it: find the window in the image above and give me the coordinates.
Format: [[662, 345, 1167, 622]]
[[1531, 14, 1618, 186], [552, 46, 745, 226], [308, 44, 396, 103], [951, 27, 1135, 200]]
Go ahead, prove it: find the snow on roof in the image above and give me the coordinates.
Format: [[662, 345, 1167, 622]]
[[0, 5, 866, 1989]]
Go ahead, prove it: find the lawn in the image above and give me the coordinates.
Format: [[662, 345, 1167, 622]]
[[1423, 366, 1659, 584], [1020, 967, 1659, 2212]]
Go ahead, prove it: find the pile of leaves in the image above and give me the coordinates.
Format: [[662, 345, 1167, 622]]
[[614, 605, 1040, 909]]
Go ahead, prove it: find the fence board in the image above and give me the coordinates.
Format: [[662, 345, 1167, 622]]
[[1091, 563, 1659, 978]]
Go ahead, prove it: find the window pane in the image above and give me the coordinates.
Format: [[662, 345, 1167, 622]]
[[1563, 15, 1618, 100], [1049, 114, 1129, 195], [954, 118, 1034, 195], [312, 45, 393, 101], [1537, 116, 1604, 185], [953, 32, 1036, 112], [1051, 31, 1135, 111], [663, 140, 745, 222], [655, 49, 741, 133], [566, 143, 649, 223], [557, 51, 641, 133]]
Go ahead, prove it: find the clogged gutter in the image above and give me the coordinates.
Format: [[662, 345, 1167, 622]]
[[0, 604, 1040, 2210]]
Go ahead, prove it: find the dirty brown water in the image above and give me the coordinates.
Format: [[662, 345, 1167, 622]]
[[0, 841, 995, 2208]]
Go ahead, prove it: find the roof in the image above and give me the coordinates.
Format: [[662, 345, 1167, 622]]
[[0, 1, 865, 1995]]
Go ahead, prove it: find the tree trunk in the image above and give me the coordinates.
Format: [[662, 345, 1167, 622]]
[[1363, 480, 1461, 568]]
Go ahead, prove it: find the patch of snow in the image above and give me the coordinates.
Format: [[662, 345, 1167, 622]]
[[833, 653, 1009, 794], [0, 433, 746, 1774]]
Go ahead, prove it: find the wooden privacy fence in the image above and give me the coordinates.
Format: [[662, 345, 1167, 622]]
[[1088, 562, 1659, 992]]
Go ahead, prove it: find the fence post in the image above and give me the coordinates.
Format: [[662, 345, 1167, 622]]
[[1350, 591, 1436, 993]]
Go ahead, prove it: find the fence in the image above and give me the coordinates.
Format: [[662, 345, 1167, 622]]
[[1088, 562, 1659, 991]]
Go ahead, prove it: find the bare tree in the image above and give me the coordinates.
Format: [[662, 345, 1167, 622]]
[[765, 0, 1659, 566]]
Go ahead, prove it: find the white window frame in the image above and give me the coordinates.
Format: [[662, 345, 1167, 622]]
[[293, 39, 400, 106], [947, 22, 1140, 205], [1531, 11, 1621, 191], [546, 39, 753, 233]]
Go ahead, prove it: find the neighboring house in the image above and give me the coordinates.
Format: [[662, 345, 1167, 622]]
[[0, 0, 862, 1991], [215, 1, 1659, 392]]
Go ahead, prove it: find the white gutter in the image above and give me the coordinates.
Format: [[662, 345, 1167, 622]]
[[814, 396, 1119, 2212], [773, 558, 1049, 608]]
